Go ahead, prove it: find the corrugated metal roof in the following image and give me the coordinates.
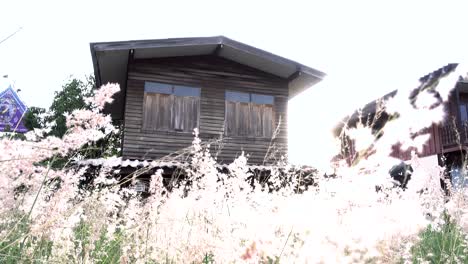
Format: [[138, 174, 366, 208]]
[[76, 157, 315, 172]]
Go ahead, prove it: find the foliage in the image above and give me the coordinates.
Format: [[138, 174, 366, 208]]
[[1, 68, 468, 262], [48, 76, 95, 138], [23, 76, 95, 138], [23, 106, 47, 131], [22, 76, 120, 163], [0, 129, 26, 141], [0, 83, 119, 262], [73, 221, 123, 263], [411, 215, 468, 263]]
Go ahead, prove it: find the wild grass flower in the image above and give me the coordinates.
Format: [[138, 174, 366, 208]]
[[1, 66, 468, 263]]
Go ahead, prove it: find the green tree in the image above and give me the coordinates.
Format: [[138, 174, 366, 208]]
[[21, 76, 121, 162], [23, 106, 47, 131], [48, 76, 95, 138]]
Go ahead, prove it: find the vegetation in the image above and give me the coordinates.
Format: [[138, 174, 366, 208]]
[[23, 106, 47, 131], [48, 77, 95, 138], [0, 71, 468, 263], [411, 216, 468, 263], [22, 76, 120, 163], [23, 76, 95, 138]]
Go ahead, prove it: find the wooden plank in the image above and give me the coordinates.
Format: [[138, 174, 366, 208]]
[[131, 60, 286, 82], [142, 94, 153, 130], [199, 115, 225, 121], [225, 101, 235, 136], [173, 96, 184, 131], [252, 104, 263, 137], [238, 102, 250, 136], [129, 75, 286, 95], [173, 96, 200, 132], [434, 124, 442, 154], [124, 133, 287, 146], [263, 105, 273, 137]]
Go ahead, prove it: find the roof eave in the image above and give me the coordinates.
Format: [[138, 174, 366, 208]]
[[90, 43, 102, 87], [90, 36, 326, 119], [91, 36, 225, 52]]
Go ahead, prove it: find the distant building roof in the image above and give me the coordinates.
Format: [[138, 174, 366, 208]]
[[333, 63, 460, 135], [0, 85, 28, 133], [90, 36, 326, 120]]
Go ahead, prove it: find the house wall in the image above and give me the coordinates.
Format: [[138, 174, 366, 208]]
[[390, 124, 442, 160], [337, 84, 463, 165], [447, 91, 460, 122], [440, 91, 466, 149], [122, 55, 289, 164], [340, 123, 442, 165]]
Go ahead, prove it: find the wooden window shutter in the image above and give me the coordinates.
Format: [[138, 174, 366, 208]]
[[225, 91, 250, 136], [173, 86, 200, 132], [225, 91, 274, 137], [252, 94, 274, 137], [173, 96, 184, 131], [156, 93, 173, 130], [238, 102, 251, 136], [143, 94, 156, 130], [143, 82, 200, 132], [226, 101, 250, 136], [261, 105, 273, 137], [143, 82, 172, 131], [174, 96, 199, 132], [225, 100, 236, 135], [143, 93, 173, 131], [251, 104, 273, 137]]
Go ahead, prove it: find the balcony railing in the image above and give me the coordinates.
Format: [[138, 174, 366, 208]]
[[441, 121, 468, 147]]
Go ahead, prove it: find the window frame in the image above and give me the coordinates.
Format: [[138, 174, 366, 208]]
[[460, 103, 468, 123], [224, 90, 275, 138], [142, 81, 200, 133]]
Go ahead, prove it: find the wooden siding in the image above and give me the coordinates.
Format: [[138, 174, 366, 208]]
[[340, 123, 442, 164], [440, 119, 460, 147], [438, 90, 468, 150], [123, 55, 288, 164], [390, 124, 442, 160], [338, 87, 466, 164]]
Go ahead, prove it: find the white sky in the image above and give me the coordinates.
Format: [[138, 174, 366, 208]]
[[1, 0, 468, 168]]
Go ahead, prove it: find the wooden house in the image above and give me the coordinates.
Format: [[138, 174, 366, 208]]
[[334, 64, 468, 188], [90, 36, 325, 164]]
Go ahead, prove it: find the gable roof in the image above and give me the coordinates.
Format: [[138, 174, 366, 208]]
[[90, 36, 325, 120], [0, 85, 28, 133]]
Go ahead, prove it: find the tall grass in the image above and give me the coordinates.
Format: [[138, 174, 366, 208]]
[[411, 215, 468, 263], [1, 67, 468, 263]]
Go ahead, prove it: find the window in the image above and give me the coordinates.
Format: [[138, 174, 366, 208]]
[[225, 91, 274, 137], [460, 104, 468, 122], [143, 82, 200, 132]]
